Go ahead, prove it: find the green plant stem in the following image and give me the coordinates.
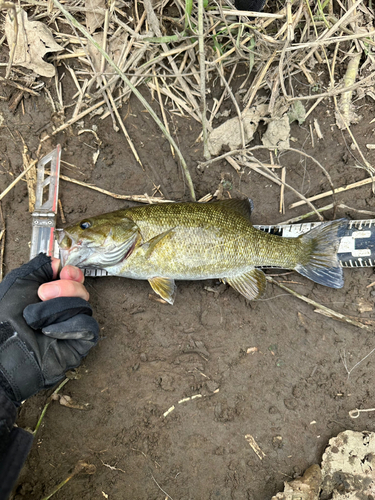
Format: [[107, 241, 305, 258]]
[[33, 378, 69, 436], [185, 0, 193, 30], [41, 461, 87, 500], [52, 0, 196, 201], [41, 473, 76, 500]]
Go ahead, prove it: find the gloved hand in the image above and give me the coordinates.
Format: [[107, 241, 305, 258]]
[[0, 253, 99, 404]]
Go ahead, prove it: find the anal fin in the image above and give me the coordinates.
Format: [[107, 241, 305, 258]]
[[149, 277, 176, 305], [226, 268, 266, 301]]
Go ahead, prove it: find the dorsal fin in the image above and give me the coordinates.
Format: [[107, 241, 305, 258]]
[[210, 198, 253, 220]]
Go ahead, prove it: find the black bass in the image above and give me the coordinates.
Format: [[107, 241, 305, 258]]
[[58, 199, 344, 304]]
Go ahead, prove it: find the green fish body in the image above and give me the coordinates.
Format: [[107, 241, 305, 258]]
[[58, 199, 344, 304]]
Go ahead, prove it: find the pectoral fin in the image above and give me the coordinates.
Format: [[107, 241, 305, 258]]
[[149, 277, 176, 304], [226, 268, 266, 300], [143, 228, 174, 259]]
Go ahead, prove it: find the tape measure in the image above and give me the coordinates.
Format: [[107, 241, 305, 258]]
[[255, 220, 375, 268]]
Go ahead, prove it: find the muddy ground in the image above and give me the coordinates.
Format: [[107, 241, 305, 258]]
[[1, 56, 375, 499]]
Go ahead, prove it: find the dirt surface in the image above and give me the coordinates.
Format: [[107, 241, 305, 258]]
[[2, 58, 375, 500]]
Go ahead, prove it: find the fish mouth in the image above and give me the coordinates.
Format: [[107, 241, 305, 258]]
[[56, 229, 91, 268], [56, 229, 70, 267], [57, 229, 138, 270], [60, 246, 87, 268], [55, 229, 67, 246]]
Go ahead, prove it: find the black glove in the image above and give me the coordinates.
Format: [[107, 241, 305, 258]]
[[0, 253, 99, 404]]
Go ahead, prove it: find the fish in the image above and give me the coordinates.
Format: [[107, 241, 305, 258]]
[[58, 199, 345, 305]]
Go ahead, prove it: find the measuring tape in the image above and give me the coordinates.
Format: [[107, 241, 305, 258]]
[[31, 148, 375, 275], [255, 221, 375, 268]]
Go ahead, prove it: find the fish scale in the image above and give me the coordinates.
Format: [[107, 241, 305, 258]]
[[106, 202, 301, 279]]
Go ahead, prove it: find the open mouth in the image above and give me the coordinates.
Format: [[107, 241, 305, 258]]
[[56, 230, 84, 267], [56, 229, 70, 247]]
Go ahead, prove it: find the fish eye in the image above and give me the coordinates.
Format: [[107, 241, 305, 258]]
[[80, 220, 92, 230]]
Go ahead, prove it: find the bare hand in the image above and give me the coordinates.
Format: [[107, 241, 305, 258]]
[[38, 257, 89, 301]]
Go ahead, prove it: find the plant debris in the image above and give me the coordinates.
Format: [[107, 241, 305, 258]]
[[273, 431, 375, 499], [208, 104, 267, 155], [4, 8, 63, 77]]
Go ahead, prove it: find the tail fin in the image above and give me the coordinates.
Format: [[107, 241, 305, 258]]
[[295, 219, 345, 289]]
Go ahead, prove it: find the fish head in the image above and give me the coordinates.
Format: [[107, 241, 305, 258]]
[[57, 211, 140, 270]]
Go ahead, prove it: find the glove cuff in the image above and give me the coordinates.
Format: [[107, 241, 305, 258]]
[[0, 427, 33, 500], [0, 323, 43, 403]]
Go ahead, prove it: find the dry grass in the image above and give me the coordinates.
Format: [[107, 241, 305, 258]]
[[1, 0, 374, 208]]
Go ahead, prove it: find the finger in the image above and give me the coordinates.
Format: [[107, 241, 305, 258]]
[[51, 257, 61, 280], [59, 265, 85, 284], [38, 279, 89, 301], [42, 314, 99, 342]]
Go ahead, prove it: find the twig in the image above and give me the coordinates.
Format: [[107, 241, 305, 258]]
[[288, 71, 375, 101], [349, 407, 375, 419], [18, 134, 37, 212], [210, 9, 284, 18], [102, 72, 143, 167], [58, 199, 66, 224], [150, 472, 174, 500], [50, 99, 106, 137], [143, 0, 199, 113], [0, 76, 39, 96], [284, 30, 375, 52], [97, 9, 119, 133], [267, 277, 370, 330], [300, 0, 364, 66], [333, 52, 374, 176], [279, 202, 375, 224], [52, 171, 173, 203], [209, 64, 236, 126], [41, 460, 96, 500], [4, 2, 18, 79], [198, 0, 210, 160], [242, 50, 278, 113], [285, 147, 337, 207], [279, 167, 286, 214], [0, 161, 38, 201], [212, 34, 252, 65], [101, 460, 126, 473], [237, 158, 324, 221], [217, 64, 245, 149], [289, 177, 375, 209], [245, 434, 266, 460], [147, 82, 200, 122], [153, 69, 174, 157], [0, 204, 5, 283], [341, 346, 375, 379]]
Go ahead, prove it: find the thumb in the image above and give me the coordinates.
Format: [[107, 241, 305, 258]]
[[41, 314, 99, 342]]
